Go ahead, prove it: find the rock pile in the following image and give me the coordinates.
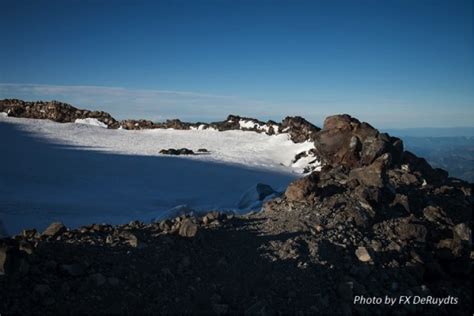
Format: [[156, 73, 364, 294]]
[[0, 99, 119, 128]]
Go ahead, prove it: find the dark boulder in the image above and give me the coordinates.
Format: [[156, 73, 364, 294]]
[[313, 114, 403, 168]]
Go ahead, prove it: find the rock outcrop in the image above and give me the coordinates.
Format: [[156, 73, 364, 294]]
[[0, 99, 120, 128], [0, 99, 321, 144]]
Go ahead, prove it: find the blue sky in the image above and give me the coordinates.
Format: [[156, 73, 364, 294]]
[[1, 0, 473, 128]]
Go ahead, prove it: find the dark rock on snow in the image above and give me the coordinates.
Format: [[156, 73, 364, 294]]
[[159, 148, 195, 155]]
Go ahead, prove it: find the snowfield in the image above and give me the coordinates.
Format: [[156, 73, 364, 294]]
[[0, 115, 320, 235]]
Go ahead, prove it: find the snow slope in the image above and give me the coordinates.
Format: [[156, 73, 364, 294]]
[[0, 115, 320, 235]]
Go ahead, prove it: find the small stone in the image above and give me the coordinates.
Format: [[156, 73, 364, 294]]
[[42, 222, 67, 237], [355, 246, 371, 262]]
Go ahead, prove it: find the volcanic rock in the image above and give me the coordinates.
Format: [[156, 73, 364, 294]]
[[313, 114, 403, 168]]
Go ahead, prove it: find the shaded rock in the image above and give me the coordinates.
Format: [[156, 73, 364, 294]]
[[33, 284, 51, 297], [108, 277, 120, 286], [453, 223, 471, 242], [395, 220, 427, 242], [0, 243, 18, 275], [202, 211, 226, 225], [423, 206, 452, 226], [348, 154, 389, 188], [61, 263, 85, 277], [42, 222, 67, 237], [285, 173, 319, 202], [178, 219, 199, 238], [119, 231, 144, 248], [238, 183, 276, 209], [88, 273, 106, 287]]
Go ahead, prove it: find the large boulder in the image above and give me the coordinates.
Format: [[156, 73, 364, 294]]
[[313, 114, 403, 168]]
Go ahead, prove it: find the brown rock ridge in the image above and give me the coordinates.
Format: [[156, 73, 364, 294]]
[[0, 99, 320, 143]]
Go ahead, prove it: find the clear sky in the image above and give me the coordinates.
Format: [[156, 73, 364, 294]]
[[1, 0, 473, 128]]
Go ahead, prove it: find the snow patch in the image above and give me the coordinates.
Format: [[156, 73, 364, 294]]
[[0, 112, 8, 117], [239, 120, 257, 129], [75, 118, 108, 128]]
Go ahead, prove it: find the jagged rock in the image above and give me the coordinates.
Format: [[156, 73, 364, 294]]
[[280, 116, 321, 143], [423, 206, 452, 226], [178, 219, 199, 238], [402, 151, 448, 183], [313, 114, 403, 168], [42, 222, 67, 237], [348, 154, 389, 188]]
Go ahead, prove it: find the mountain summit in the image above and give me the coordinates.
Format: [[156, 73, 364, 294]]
[[0, 100, 472, 314]]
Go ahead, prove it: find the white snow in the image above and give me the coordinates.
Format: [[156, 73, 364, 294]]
[[239, 120, 257, 129], [75, 118, 108, 128], [291, 155, 322, 173], [0, 115, 319, 235], [0, 112, 7, 117]]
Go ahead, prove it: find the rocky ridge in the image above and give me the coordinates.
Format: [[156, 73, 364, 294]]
[[0, 102, 472, 314], [0, 99, 319, 144]]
